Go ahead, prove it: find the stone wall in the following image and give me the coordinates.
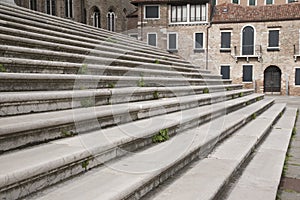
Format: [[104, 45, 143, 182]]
[[209, 20, 300, 95], [14, 0, 136, 33]]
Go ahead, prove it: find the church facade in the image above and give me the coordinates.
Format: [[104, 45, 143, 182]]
[[14, 0, 136, 33]]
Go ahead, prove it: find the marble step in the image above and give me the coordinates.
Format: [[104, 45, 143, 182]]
[[141, 103, 287, 200], [0, 72, 231, 92], [0, 89, 255, 152], [0, 57, 219, 79], [0, 85, 244, 116], [222, 107, 297, 200], [0, 3, 191, 64], [0, 45, 203, 74], [0, 95, 269, 200], [26, 99, 276, 200]]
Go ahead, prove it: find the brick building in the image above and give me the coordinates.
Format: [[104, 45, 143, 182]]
[[132, 0, 300, 95], [14, 0, 136, 33]]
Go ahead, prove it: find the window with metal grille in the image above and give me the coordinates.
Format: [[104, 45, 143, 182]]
[[243, 65, 253, 82], [93, 8, 101, 28], [195, 33, 204, 49], [190, 4, 206, 22], [145, 5, 159, 19], [46, 0, 56, 15], [221, 66, 230, 79], [148, 33, 157, 47], [65, 0, 73, 18], [268, 30, 279, 48], [221, 32, 231, 49], [171, 5, 187, 22], [295, 68, 300, 85]]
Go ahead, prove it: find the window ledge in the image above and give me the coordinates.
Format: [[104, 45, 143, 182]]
[[267, 47, 280, 51], [194, 49, 205, 53], [168, 49, 178, 53], [220, 48, 231, 52]]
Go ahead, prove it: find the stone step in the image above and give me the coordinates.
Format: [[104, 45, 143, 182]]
[[222, 107, 297, 200], [25, 99, 275, 200], [0, 57, 219, 79], [0, 45, 203, 74], [0, 31, 199, 70], [142, 103, 287, 200], [0, 89, 254, 152], [0, 85, 243, 116], [0, 72, 231, 92], [0, 4, 194, 66], [0, 23, 195, 69], [0, 94, 267, 200]]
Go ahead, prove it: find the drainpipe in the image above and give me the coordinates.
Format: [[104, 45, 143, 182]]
[[206, 22, 211, 70], [286, 73, 289, 96]]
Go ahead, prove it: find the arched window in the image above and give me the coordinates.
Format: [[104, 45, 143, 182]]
[[242, 26, 255, 55], [107, 11, 116, 32], [46, 0, 56, 16], [93, 7, 101, 28], [65, 0, 73, 18]]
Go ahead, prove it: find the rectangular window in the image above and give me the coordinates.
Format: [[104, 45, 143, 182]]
[[65, 0, 73, 18], [268, 30, 279, 48], [46, 0, 56, 15], [145, 5, 159, 19], [243, 65, 253, 82], [249, 0, 256, 5], [29, 0, 37, 11], [232, 0, 239, 4], [195, 33, 204, 49], [288, 0, 294, 3], [295, 68, 300, 85], [221, 66, 230, 79], [190, 4, 206, 22], [148, 33, 157, 47], [221, 32, 231, 49], [171, 5, 187, 22], [168, 33, 178, 50], [266, 0, 273, 4]]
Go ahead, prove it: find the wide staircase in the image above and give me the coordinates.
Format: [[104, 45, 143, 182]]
[[0, 2, 297, 200]]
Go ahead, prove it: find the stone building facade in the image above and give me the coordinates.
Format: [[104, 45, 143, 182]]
[[14, 0, 136, 33], [132, 0, 300, 95]]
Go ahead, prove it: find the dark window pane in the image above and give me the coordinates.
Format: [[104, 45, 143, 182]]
[[249, 0, 256, 5], [221, 66, 230, 79], [266, 0, 273, 4], [148, 34, 157, 46], [52, 0, 56, 15], [145, 6, 159, 18], [296, 69, 300, 85], [69, 0, 73, 18], [168, 33, 177, 50], [242, 26, 254, 55], [232, 0, 239, 4], [221, 32, 231, 49], [243, 65, 253, 82], [46, 0, 50, 14], [195, 33, 203, 49], [269, 30, 279, 47]]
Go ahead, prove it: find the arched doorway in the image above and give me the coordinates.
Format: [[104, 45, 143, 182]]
[[242, 26, 255, 55], [264, 66, 281, 94]]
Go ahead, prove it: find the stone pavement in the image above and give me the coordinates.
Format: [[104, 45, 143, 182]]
[[272, 96, 300, 200]]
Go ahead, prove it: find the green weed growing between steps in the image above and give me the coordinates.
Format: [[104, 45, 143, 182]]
[[78, 64, 88, 74], [137, 74, 145, 87], [0, 64, 6, 72], [153, 91, 160, 99], [152, 129, 170, 143], [203, 88, 209, 94]]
